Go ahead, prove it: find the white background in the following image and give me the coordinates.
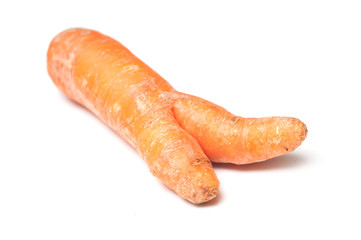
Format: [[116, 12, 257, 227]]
[[1, 0, 360, 239]]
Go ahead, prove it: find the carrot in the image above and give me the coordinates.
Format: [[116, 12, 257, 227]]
[[173, 95, 308, 164], [47, 28, 307, 203]]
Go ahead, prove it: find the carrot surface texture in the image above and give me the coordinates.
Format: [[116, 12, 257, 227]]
[[47, 28, 307, 204]]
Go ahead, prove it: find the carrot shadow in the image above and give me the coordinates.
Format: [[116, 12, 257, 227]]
[[213, 152, 309, 172]]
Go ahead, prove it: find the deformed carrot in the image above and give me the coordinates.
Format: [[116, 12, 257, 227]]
[[47, 28, 307, 203]]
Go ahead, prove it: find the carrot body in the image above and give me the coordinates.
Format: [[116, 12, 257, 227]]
[[173, 95, 307, 164], [47, 28, 307, 203]]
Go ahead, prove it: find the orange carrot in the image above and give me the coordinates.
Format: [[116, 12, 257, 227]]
[[173, 95, 308, 164], [47, 28, 307, 203]]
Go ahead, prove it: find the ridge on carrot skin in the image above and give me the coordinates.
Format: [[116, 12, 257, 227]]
[[47, 28, 307, 203]]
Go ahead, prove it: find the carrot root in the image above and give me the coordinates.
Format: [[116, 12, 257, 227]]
[[173, 94, 308, 164], [47, 28, 307, 203]]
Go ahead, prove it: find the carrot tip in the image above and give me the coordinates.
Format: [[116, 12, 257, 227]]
[[191, 185, 219, 204]]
